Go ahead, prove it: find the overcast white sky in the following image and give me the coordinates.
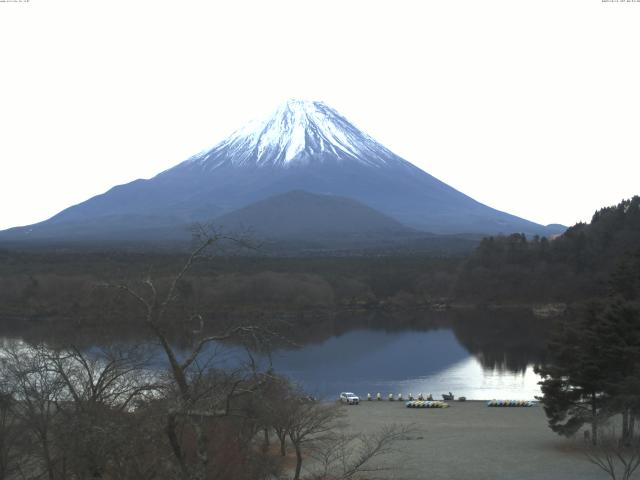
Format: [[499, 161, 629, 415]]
[[1, 0, 639, 230]]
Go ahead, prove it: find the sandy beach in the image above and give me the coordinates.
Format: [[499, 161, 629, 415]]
[[337, 400, 606, 480]]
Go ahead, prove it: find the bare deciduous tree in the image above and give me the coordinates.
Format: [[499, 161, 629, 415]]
[[103, 228, 277, 480], [287, 401, 346, 480], [259, 375, 297, 457], [309, 424, 413, 480], [0, 341, 165, 480], [584, 428, 640, 480], [47, 345, 161, 479], [0, 387, 25, 480], [1, 343, 65, 480]]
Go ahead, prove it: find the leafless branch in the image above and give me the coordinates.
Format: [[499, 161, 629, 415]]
[[584, 429, 640, 480]]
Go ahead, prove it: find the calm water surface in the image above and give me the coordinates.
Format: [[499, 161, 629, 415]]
[[268, 329, 541, 400], [1, 311, 549, 401], [208, 326, 543, 401]]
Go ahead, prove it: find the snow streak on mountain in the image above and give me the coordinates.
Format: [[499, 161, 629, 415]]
[[187, 99, 406, 169]]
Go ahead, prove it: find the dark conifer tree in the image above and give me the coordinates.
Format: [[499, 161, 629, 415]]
[[537, 250, 640, 445], [536, 305, 610, 445]]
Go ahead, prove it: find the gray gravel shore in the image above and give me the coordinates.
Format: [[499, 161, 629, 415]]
[[338, 400, 607, 480]]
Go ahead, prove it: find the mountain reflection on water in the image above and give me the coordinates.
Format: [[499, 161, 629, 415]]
[[170, 309, 551, 400], [264, 328, 543, 400], [0, 308, 553, 400]]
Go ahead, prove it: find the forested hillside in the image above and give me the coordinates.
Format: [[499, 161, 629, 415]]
[[455, 196, 640, 302]]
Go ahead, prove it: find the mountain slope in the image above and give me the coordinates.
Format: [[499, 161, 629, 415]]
[[0, 99, 562, 246]]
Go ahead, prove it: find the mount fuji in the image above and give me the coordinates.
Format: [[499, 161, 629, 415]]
[[0, 99, 563, 249]]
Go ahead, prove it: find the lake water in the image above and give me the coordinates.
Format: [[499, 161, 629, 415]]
[[0, 310, 550, 401], [270, 329, 541, 400], [206, 325, 544, 401]]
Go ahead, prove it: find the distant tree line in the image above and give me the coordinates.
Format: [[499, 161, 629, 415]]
[[0, 252, 461, 322]]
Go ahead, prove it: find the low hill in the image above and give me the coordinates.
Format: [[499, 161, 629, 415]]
[[215, 190, 413, 239]]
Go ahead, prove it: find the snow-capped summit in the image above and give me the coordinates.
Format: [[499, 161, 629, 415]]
[[187, 99, 406, 169]]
